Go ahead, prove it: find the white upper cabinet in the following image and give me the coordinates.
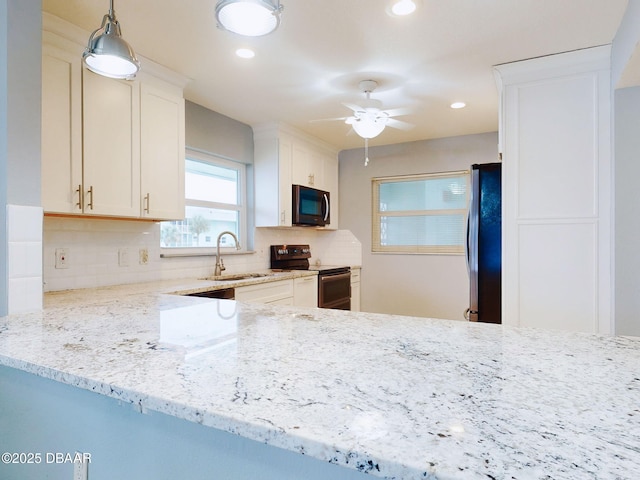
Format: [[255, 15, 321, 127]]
[[494, 46, 612, 334], [41, 14, 187, 220], [140, 81, 185, 220], [254, 123, 339, 229], [41, 38, 82, 214], [82, 68, 141, 217]]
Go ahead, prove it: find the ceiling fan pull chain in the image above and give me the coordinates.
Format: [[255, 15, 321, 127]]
[[364, 138, 369, 166]]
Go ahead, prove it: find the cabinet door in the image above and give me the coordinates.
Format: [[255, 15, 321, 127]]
[[323, 153, 339, 229], [350, 268, 361, 312], [140, 82, 185, 220], [293, 275, 318, 307], [82, 69, 140, 217], [292, 143, 325, 189], [277, 136, 293, 226], [41, 44, 83, 214], [291, 143, 313, 187]]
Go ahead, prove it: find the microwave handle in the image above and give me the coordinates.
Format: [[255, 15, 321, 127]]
[[323, 193, 330, 222]]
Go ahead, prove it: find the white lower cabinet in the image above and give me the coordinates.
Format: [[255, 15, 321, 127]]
[[235, 276, 318, 307], [235, 280, 294, 304], [293, 275, 318, 308], [350, 268, 361, 312]]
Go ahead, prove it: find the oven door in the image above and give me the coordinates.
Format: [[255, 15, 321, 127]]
[[318, 271, 351, 310]]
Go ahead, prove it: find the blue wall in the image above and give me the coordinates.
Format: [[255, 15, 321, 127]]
[[0, 366, 368, 480]]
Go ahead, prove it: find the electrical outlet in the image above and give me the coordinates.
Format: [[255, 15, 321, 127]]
[[118, 248, 130, 267], [73, 453, 88, 480], [55, 248, 69, 269], [139, 248, 149, 265]]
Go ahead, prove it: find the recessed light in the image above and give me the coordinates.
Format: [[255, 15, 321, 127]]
[[235, 48, 255, 59], [389, 0, 417, 16], [450, 102, 466, 109]]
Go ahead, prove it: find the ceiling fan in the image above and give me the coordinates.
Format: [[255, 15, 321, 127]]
[[315, 80, 413, 165]]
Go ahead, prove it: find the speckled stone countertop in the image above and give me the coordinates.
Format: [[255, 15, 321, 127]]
[[0, 279, 639, 479]]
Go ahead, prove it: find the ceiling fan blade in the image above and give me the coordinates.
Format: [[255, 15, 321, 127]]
[[384, 107, 412, 118], [342, 102, 366, 113], [309, 116, 351, 123], [386, 118, 415, 131]]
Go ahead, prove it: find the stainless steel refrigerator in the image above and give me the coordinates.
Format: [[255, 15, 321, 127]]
[[465, 163, 501, 323]]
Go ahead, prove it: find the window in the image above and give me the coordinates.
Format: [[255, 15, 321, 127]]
[[372, 170, 468, 254], [161, 149, 246, 253]]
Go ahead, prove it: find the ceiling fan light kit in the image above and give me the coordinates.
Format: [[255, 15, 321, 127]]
[[82, 0, 140, 80], [215, 0, 284, 37]]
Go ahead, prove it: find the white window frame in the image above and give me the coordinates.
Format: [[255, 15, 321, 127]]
[[372, 170, 469, 255], [160, 148, 247, 256]]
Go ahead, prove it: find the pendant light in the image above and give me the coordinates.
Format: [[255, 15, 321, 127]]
[[82, 0, 140, 80], [215, 0, 284, 37]]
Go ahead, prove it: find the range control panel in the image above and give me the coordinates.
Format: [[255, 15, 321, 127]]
[[270, 244, 311, 270]]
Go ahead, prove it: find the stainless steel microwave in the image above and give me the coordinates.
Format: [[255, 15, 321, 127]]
[[292, 184, 330, 227]]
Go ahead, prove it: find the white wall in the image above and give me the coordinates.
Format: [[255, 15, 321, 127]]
[[338, 132, 498, 320]]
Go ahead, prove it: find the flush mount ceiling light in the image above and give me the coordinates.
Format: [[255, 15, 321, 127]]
[[82, 0, 140, 80], [215, 0, 284, 36], [451, 102, 467, 109]]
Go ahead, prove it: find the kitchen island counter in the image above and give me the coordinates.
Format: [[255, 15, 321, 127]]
[[0, 281, 639, 479]]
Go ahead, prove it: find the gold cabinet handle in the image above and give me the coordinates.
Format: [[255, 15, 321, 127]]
[[86, 186, 94, 210], [75, 184, 83, 211]]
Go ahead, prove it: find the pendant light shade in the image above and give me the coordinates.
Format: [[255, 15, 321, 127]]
[[83, 0, 140, 80], [215, 0, 283, 37]]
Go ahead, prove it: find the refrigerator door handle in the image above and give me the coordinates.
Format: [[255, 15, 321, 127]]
[[467, 167, 480, 322]]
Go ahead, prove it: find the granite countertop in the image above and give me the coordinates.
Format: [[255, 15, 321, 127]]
[[0, 280, 639, 479]]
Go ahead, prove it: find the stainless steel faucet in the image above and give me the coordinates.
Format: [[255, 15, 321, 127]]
[[214, 231, 240, 276]]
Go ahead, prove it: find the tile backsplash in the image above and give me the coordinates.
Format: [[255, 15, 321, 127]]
[[7, 205, 43, 313], [43, 217, 362, 292]]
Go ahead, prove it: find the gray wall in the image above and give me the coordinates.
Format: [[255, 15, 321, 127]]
[[0, 0, 41, 316], [185, 100, 253, 163], [339, 132, 498, 320], [614, 86, 640, 336]]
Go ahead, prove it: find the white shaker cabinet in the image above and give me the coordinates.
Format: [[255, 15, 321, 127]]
[[494, 46, 612, 334], [254, 129, 293, 227], [140, 81, 185, 220], [235, 280, 294, 304], [254, 122, 339, 229], [293, 275, 318, 308], [350, 268, 361, 312], [41, 38, 82, 214], [41, 14, 187, 220], [82, 69, 141, 217]]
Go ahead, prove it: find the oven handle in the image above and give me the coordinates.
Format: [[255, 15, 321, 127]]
[[319, 271, 351, 281]]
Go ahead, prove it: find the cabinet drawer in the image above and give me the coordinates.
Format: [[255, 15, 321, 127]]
[[235, 280, 293, 303]]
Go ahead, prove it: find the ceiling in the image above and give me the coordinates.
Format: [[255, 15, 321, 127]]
[[42, 0, 629, 151]]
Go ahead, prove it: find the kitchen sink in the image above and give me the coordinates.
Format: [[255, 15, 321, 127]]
[[207, 273, 272, 281]]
